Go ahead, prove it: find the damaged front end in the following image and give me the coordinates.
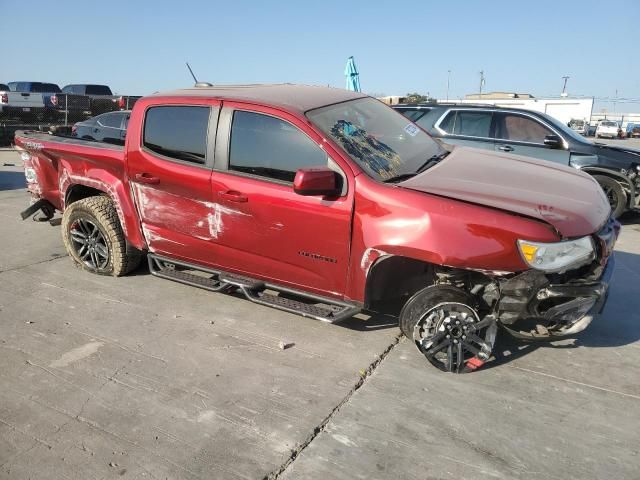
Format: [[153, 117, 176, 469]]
[[497, 217, 619, 340]]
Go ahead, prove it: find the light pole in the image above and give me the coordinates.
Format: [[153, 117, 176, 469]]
[[561, 76, 570, 97], [446, 70, 451, 101]]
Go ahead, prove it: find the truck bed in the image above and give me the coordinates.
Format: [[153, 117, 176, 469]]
[[15, 130, 126, 213], [15, 130, 124, 151]]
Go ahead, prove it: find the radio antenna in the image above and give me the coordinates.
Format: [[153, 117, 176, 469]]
[[186, 62, 198, 83]]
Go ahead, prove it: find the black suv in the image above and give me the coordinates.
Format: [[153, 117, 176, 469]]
[[394, 104, 640, 217]]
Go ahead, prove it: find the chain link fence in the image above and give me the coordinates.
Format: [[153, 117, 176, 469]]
[[0, 93, 139, 146]]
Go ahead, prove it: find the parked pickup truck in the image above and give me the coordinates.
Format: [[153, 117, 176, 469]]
[[15, 84, 619, 373], [8, 81, 90, 122], [62, 84, 140, 115], [0, 84, 46, 121]]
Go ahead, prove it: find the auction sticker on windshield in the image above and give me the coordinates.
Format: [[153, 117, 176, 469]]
[[404, 123, 419, 136]]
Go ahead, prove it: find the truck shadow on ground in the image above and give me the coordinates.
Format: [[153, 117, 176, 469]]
[[487, 250, 640, 370], [0, 171, 26, 191], [132, 260, 401, 332]]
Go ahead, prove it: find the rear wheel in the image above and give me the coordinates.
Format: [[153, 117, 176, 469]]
[[62, 196, 141, 276], [594, 175, 627, 218], [399, 285, 497, 373]]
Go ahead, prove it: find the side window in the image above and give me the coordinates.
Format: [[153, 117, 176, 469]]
[[498, 114, 553, 143], [143, 106, 209, 164], [99, 113, 123, 128], [438, 111, 457, 133], [454, 111, 493, 137], [229, 110, 327, 182], [399, 110, 428, 122]]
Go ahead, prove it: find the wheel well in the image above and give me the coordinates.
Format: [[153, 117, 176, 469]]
[[65, 185, 107, 207], [583, 169, 632, 200], [364, 256, 435, 314]]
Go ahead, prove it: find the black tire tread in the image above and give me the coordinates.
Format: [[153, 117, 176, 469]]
[[593, 174, 627, 218], [62, 196, 141, 276], [399, 285, 473, 339]]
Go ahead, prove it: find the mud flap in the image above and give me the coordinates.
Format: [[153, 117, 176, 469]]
[[20, 199, 55, 221]]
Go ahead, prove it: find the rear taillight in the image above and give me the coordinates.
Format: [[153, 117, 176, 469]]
[[118, 97, 125, 109], [0, 93, 7, 103], [50, 94, 58, 106]]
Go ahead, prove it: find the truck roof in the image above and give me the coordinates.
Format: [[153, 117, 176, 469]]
[[153, 84, 368, 114]]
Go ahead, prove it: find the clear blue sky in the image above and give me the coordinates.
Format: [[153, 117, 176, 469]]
[[3, 0, 639, 112]]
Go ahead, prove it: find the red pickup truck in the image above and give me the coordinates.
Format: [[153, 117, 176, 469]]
[[15, 84, 619, 373]]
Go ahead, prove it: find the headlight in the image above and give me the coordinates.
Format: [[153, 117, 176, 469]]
[[517, 237, 594, 273], [20, 151, 31, 162]]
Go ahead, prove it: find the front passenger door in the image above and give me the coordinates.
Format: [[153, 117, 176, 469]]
[[493, 112, 570, 165], [210, 106, 353, 298]]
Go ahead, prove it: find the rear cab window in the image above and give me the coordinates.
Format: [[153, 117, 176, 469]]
[[143, 106, 209, 164], [86, 85, 113, 95], [228, 110, 328, 183]]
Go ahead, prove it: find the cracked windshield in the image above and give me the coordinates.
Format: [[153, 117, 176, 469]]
[[307, 97, 446, 181]]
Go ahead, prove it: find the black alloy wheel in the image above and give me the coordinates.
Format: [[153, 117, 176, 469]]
[[69, 218, 110, 269]]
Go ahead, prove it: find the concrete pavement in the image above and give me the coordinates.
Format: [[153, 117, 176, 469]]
[[1, 149, 639, 479]]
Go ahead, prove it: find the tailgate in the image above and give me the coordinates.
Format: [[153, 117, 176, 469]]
[[7, 92, 44, 107], [53, 94, 91, 111]]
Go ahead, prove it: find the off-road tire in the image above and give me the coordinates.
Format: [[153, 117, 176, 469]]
[[62, 196, 141, 276], [399, 285, 474, 338], [594, 175, 627, 218]]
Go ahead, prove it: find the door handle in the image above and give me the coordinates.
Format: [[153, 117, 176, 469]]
[[218, 190, 248, 203], [134, 173, 160, 185], [497, 145, 514, 152]]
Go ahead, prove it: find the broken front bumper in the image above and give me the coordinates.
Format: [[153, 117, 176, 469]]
[[497, 255, 615, 340]]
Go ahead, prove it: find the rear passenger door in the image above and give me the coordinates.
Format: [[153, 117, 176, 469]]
[[493, 112, 570, 165], [433, 109, 496, 150], [209, 104, 353, 298], [127, 102, 221, 265]]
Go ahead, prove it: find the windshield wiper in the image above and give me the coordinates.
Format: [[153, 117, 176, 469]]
[[383, 172, 418, 183], [383, 151, 450, 184], [415, 151, 450, 174]]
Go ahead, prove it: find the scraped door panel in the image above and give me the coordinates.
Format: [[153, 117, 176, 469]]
[[127, 103, 223, 265]]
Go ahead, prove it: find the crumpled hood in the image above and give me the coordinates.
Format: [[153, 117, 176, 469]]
[[400, 147, 610, 238]]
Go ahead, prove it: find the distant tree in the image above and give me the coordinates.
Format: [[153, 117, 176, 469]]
[[405, 92, 434, 104]]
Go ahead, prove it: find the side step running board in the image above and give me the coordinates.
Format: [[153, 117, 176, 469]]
[[148, 254, 360, 324]]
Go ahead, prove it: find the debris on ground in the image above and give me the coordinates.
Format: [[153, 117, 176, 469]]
[[279, 341, 294, 350]]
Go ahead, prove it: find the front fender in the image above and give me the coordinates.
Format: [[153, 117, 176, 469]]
[[345, 175, 559, 303]]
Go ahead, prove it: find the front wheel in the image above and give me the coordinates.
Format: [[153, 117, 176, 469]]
[[62, 196, 141, 276], [594, 175, 627, 218], [399, 285, 497, 373]]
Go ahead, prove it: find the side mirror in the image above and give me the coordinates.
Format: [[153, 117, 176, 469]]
[[543, 135, 563, 149], [293, 167, 341, 196]]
